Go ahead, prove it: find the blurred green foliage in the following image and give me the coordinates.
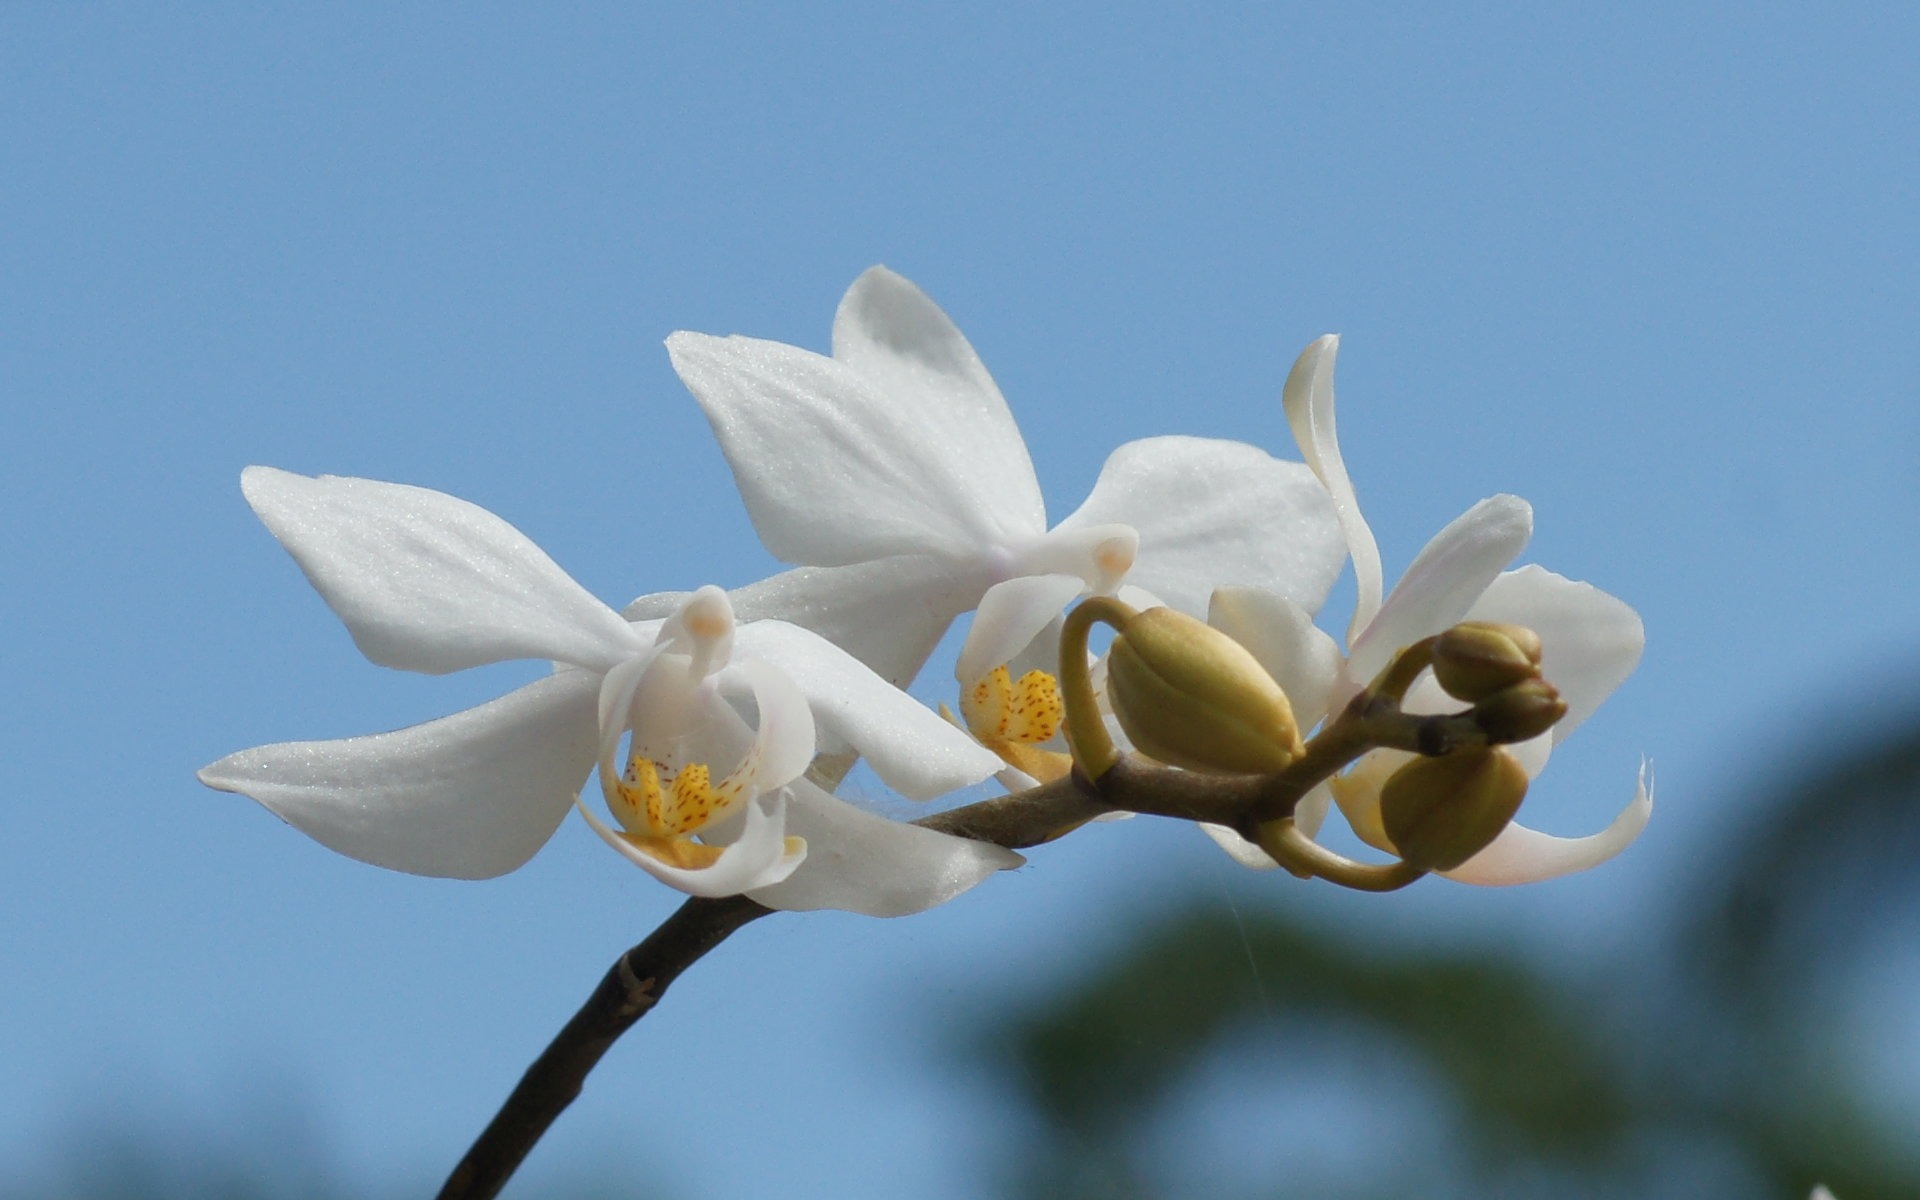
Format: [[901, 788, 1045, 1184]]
[[963, 718, 1920, 1200]]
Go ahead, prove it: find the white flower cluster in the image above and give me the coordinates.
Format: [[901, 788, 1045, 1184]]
[[200, 268, 1648, 913]]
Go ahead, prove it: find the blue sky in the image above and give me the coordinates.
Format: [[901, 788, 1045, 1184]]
[[4, 4, 1917, 1196]]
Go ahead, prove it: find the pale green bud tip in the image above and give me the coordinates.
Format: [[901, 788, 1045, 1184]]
[[1431, 621, 1544, 702], [1472, 678, 1567, 744], [1379, 747, 1530, 871], [1104, 607, 1304, 775]]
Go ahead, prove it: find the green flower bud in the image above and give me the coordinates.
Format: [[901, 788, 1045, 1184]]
[[1105, 607, 1304, 775], [1472, 678, 1568, 744], [1431, 621, 1544, 702], [1379, 747, 1529, 871]]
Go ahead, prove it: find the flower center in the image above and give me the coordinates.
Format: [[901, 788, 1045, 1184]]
[[960, 665, 1064, 746], [602, 729, 760, 840], [955, 664, 1072, 786]]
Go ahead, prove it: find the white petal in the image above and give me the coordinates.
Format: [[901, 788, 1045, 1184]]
[[595, 651, 661, 783], [714, 659, 818, 795], [1441, 762, 1653, 886], [1346, 494, 1533, 687], [830, 266, 1046, 538], [732, 621, 1002, 801], [1467, 565, 1644, 740], [668, 331, 1030, 565], [596, 651, 658, 744], [240, 467, 643, 675], [578, 792, 806, 897], [198, 669, 601, 879], [1054, 437, 1346, 618], [1282, 335, 1384, 638], [747, 778, 1023, 916], [1207, 587, 1343, 729], [627, 555, 982, 689], [956, 573, 1088, 686]]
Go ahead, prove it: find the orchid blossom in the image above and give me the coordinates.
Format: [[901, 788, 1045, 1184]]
[[198, 468, 1016, 915], [644, 267, 1348, 715], [1203, 337, 1650, 885]]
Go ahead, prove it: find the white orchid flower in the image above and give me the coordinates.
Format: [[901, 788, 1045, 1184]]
[[1203, 336, 1650, 886], [647, 266, 1347, 705], [198, 468, 1016, 915]]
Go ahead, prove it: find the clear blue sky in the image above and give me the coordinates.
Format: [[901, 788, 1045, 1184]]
[[4, 4, 1916, 1196]]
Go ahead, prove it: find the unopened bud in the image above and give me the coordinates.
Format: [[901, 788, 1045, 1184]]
[[1379, 747, 1529, 871], [1105, 607, 1304, 775], [1472, 678, 1567, 743], [1431, 621, 1544, 702]]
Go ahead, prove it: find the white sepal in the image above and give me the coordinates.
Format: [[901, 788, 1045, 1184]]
[[830, 266, 1046, 541], [1200, 822, 1279, 871], [1442, 761, 1653, 885], [199, 669, 601, 879], [1466, 565, 1644, 740], [668, 331, 1026, 565]]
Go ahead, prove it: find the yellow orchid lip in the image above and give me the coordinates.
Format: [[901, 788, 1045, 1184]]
[[961, 665, 1064, 746], [605, 753, 757, 840], [955, 665, 1073, 785], [619, 834, 728, 871]]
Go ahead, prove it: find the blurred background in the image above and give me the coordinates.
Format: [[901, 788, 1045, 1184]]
[[3, 4, 1916, 1197]]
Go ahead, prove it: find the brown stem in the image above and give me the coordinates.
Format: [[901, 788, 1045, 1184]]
[[435, 894, 770, 1200], [437, 676, 1459, 1197], [434, 779, 1108, 1199]]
